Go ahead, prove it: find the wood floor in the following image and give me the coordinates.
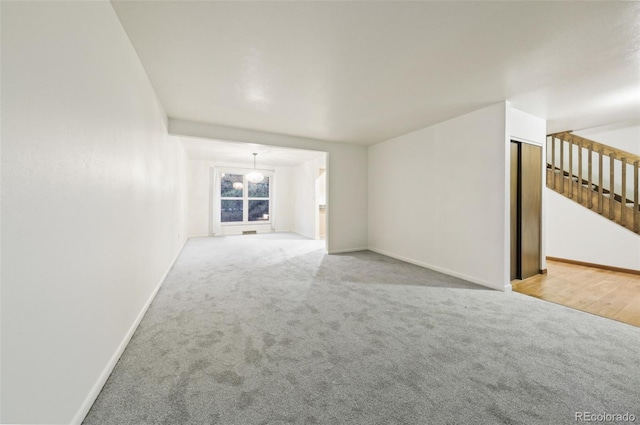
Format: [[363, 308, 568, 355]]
[[512, 259, 640, 328]]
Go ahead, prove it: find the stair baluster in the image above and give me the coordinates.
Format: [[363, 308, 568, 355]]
[[568, 135, 573, 199], [578, 143, 583, 203], [551, 136, 556, 189], [621, 157, 627, 226], [560, 137, 565, 194], [598, 148, 604, 214], [635, 160, 639, 232], [610, 154, 615, 219], [588, 144, 593, 209]]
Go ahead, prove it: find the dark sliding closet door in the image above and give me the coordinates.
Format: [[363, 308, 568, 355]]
[[510, 143, 519, 281], [510, 141, 542, 280]]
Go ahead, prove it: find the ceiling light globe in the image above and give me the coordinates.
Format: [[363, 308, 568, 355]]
[[247, 171, 264, 183]]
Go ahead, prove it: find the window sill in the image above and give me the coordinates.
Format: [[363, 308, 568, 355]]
[[221, 222, 271, 226]]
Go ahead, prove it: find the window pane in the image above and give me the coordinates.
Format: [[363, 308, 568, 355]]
[[248, 177, 269, 198], [221, 200, 243, 222], [248, 200, 269, 221], [221, 174, 243, 197]]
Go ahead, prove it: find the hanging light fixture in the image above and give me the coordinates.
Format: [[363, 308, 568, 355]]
[[246, 152, 265, 183], [232, 181, 243, 190]]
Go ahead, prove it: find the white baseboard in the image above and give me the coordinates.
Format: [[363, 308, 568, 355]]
[[367, 247, 507, 292], [71, 239, 188, 425], [328, 247, 368, 254]]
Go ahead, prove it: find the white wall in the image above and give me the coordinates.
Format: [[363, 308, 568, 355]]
[[186, 159, 294, 237], [187, 160, 214, 237], [1, 2, 187, 423], [275, 166, 294, 234], [575, 122, 640, 155], [170, 120, 368, 253], [546, 190, 640, 270], [291, 156, 326, 239], [510, 107, 547, 146], [368, 103, 509, 290]]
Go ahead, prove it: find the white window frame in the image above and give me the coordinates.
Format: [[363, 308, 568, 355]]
[[215, 167, 274, 227]]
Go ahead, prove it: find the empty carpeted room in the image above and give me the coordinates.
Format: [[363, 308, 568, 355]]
[[2, 1, 640, 425]]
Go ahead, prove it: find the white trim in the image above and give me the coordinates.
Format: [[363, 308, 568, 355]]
[[368, 247, 509, 292], [504, 103, 512, 291], [289, 231, 317, 240], [328, 247, 368, 254], [324, 152, 330, 255], [71, 239, 188, 425], [540, 135, 548, 272], [221, 222, 272, 227], [510, 135, 544, 147]]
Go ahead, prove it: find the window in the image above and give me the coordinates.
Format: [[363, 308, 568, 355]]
[[219, 171, 271, 224]]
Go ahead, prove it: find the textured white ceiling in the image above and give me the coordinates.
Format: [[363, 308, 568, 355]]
[[181, 137, 325, 166], [112, 1, 640, 145]]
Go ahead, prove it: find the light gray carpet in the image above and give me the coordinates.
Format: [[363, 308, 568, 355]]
[[84, 233, 640, 425]]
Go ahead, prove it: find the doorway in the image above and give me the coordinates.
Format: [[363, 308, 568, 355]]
[[317, 168, 327, 239], [510, 141, 542, 280]]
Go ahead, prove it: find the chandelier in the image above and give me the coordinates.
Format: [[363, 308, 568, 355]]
[[247, 153, 264, 183]]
